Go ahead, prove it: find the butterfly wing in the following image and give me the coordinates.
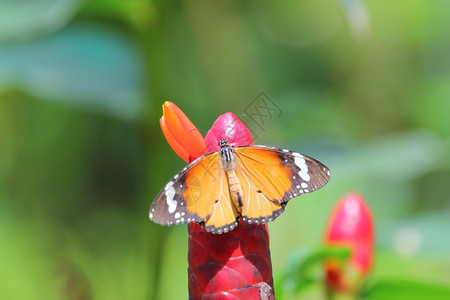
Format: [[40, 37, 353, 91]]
[[150, 151, 239, 233], [149, 155, 211, 226], [197, 169, 239, 234], [233, 145, 331, 224], [151, 144, 330, 233]]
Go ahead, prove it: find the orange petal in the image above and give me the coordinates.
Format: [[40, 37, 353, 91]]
[[170, 102, 205, 143], [160, 116, 189, 163], [162, 101, 206, 161]]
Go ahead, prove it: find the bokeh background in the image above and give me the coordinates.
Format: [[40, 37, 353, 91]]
[[1, 0, 449, 299]]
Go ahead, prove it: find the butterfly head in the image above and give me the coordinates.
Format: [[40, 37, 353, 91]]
[[218, 139, 229, 148], [218, 139, 235, 164]]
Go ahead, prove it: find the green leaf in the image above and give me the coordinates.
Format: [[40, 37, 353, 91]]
[[363, 279, 450, 300], [297, 246, 352, 274], [0, 0, 80, 42], [0, 24, 143, 120], [280, 246, 352, 293]]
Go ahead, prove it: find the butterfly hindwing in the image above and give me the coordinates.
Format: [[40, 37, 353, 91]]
[[197, 169, 239, 234], [233, 147, 289, 224], [182, 153, 239, 233]]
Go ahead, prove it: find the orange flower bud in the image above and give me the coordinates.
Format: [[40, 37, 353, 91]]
[[159, 101, 206, 162]]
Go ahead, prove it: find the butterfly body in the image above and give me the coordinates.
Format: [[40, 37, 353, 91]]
[[150, 140, 330, 234], [219, 140, 245, 212]]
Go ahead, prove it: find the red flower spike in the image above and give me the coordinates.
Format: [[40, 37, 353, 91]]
[[325, 193, 374, 293], [188, 222, 273, 300], [160, 101, 206, 163], [160, 103, 274, 299]]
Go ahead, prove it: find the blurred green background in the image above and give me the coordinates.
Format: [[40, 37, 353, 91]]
[[1, 0, 449, 299]]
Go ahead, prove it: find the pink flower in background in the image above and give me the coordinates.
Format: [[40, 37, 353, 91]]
[[325, 193, 374, 292]]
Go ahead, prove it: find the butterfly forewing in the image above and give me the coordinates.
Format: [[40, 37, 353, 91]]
[[273, 147, 331, 202], [150, 151, 240, 233], [232, 145, 330, 224], [149, 152, 218, 226]]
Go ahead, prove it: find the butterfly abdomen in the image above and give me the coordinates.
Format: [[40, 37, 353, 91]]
[[220, 141, 244, 212], [226, 169, 244, 210]]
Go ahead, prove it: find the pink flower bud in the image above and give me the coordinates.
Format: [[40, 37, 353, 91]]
[[325, 193, 374, 292]]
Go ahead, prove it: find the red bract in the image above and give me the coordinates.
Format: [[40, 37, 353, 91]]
[[204, 112, 254, 152], [160, 102, 275, 300], [325, 193, 374, 293]]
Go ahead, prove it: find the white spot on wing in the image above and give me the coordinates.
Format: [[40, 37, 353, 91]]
[[298, 169, 310, 181], [174, 212, 180, 219], [294, 155, 310, 181], [174, 174, 179, 179], [165, 184, 177, 213], [301, 182, 308, 188], [165, 181, 174, 190], [294, 156, 306, 169], [149, 213, 153, 219]]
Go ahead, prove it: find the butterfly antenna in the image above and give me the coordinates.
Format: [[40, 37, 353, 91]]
[[189, 128, 208, 135]]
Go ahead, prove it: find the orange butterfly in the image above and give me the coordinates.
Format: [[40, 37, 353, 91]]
[[150, 140, 330, 234]]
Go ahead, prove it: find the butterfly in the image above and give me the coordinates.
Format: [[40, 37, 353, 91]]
[[149, 139, 330, 234]]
